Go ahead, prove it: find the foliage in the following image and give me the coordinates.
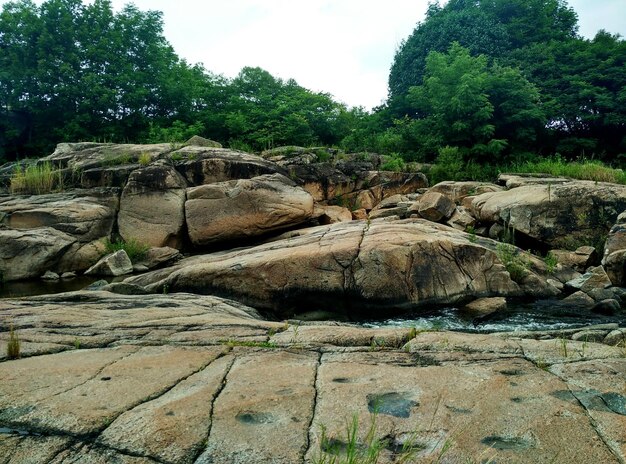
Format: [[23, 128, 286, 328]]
[[145, 120, 204, 144], [103, 238, 149, 262], [506, 156, 626, 184], [7, 324, 20, 359], [543, 252, 558, 274], [138, 152, 152, 166], [9, 161, 63, 194], [380, 153, 406, 172], [496, 243, 528, 283]]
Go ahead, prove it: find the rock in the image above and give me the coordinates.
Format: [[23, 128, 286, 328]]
[[416, 191, 456, 222], [351, 208, 368, 220], [41, 271, 60, 280], [134, 247, 182, 270], [0, 228, 76, 281], [118, 165, 188, 249], [84, 279, 109, 290], [604, 329, 626, 346], [57, 239, 108, 273], [133, 264, 150, 272], [566, 266, 612, 293], [470, 180, 626, 249], [571, 330, 609, 343], [0, 189, 119, 244], [61, 272, 77, 279], [463, 297, 507, 316], [488, 223, 505, 240], [586, 287, 622, 303], [85, 250, 133, 277], [185, 174, 314, 246], [175, 147, 284, 186], [546, 278, 564, 291], [602, 211, 626, 286], [369, 203, 411, 220], [428, 181, 503, 204], [314, 205, 353, 224], [125, 219, 558, 316], [446, 206, 476, 231], [591, 299, 621, 315], [497, 173, 570, 189], [100, 282, 150, 295], [550, 246, 599, 272], [563, 291, 596, 308], [552, 264, 582, 284], [185, 135, 222, 148]]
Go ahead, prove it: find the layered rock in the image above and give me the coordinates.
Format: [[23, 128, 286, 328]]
[[118, 164, 188, 248], [125, 219, 559, 315], [603, 211, 626, 286], [185, 174, 314, 246], [470, 179, 626, 249]]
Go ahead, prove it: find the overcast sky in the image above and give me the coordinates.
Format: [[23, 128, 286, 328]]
[[2, 0, 624, 109]]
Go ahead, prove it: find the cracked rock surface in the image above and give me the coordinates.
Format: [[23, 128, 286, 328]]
[[1, 292, 625, 463]]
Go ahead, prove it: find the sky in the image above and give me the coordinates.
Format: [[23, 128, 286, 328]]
[[1, 0, 625, 109]]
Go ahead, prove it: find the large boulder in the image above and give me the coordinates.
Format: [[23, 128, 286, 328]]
[[185, 174, 314, 246], [0, 228, 77, 281], [126, 219, 560, 316], [470, 180, 626, 249], [173, 147, 284, 186], [118, 164, 187, 248], [428, 181, 503, 204], [414, 191, 456, 222], [0, 189, 119, 244], [85, 250, 133, 277]]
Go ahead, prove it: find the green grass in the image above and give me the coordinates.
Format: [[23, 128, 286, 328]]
[[496, 243, 528, 283], [543, 252, 558, 274], [224, 340, 278, 348], [7, 325, 20, 359], [506, 156, 626, 184], [9, 161, 64, 195], [138, 152, 152, 166], [103, 238, 149, 262]]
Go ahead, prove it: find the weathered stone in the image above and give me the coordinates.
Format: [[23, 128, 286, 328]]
[[550, 246, 599, 272], [175, 147, 284, 186], [61, 271, 77, 279], [446, 206, 476, 231], [0, 227, 76, 281], [563, 291, 596, 308], [591, 299, 621, 315], [185, 174, 314, 246], [566, 266, 613, 293], [429, 181, 503, 204], [0, 189, 118, 243], [571, 330, 610, 343], [416, 191, 455, 222], [471, 180, 626, 249], [463, 297, 507, 316], [603, 212, 626, 286], [586, 287, 622, 303], [497, 173, 570, 189], [134, 246, 182, 270], [85, 250, 133, 276], [118, 165, 188, 248], [185, 135, 222, 148], [351, 208, 368, 220], [126, 219, 555, 316], [41, 270, 60, 280], [604, 329, 626, 346], [314, 205, 353, 224]]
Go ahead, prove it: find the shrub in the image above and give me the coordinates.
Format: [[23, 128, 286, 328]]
[[9, 161, 63, 195], [380, 153, 406, 172], [496, 243, 529, 283], [103, 238, 149, 263]]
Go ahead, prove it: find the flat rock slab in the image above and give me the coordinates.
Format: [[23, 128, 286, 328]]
[[196, 350, 318, 464], [0, 292, 624, 463]]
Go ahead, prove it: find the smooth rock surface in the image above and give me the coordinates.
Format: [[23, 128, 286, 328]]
[[85, 250, 133, 276]]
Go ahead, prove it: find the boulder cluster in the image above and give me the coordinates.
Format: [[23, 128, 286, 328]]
[[2, 141, 626, 317]]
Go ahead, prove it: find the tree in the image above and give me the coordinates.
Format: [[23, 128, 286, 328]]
[[404, 43, 544, 162]]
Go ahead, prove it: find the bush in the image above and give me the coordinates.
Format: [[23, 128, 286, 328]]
[[380, 153, 406, 172], [9, 161, 63, 195], [506, 155, 626, 184], [496, 243, 529, 283]]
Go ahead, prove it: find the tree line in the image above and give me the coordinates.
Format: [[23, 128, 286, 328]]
[[1, 0, 624, 169]]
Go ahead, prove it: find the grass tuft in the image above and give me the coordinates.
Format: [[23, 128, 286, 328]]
[[496, 243, 528, 283], [7, 324, 20, 359], [103, 238, 149, 263], [9, 161, 64, 195]]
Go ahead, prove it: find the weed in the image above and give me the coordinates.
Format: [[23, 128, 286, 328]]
[[466, 226, 477, 243], [170, 152, 183, 161], [535, 357, 550, 370], [138, 152, 152, 166], [74, 338, 81, 350], [7, 324, 20, 359], [103, 238, 149, 263], [543, 252, 558, 274], [557, 335, 569, 358], [10, 161, 64, 195], [496, 243, 528, 283], [101, 151, 132, 166]]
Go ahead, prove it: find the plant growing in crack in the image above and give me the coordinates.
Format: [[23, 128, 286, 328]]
[[6, 324, 20, 359]]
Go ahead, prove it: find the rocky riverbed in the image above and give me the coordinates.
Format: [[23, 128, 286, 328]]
[[1, 141, 626, 462]]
